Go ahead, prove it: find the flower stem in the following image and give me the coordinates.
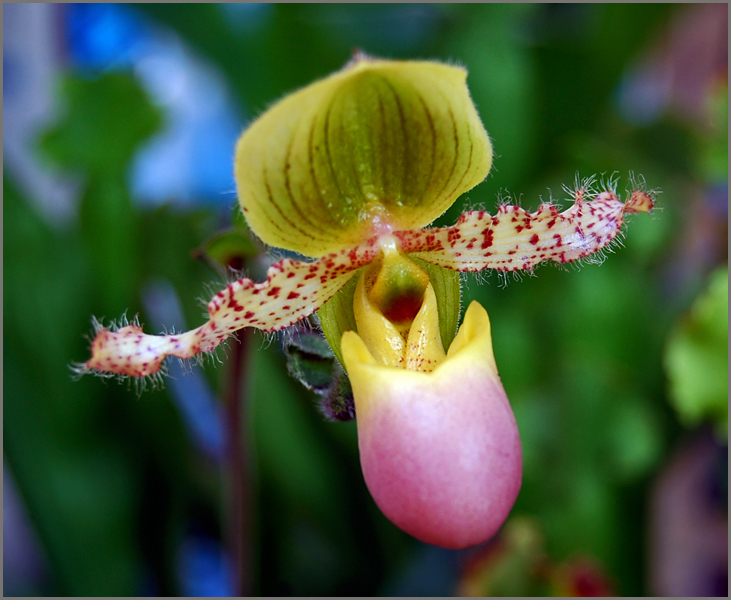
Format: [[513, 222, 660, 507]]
[[224, 328, 255, 596]]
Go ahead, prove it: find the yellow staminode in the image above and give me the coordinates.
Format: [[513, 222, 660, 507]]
[[342, 301, 498, 413], [235, 57, 493, 257]]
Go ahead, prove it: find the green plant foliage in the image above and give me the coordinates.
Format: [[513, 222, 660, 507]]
[[199, 228, 258, 272], [665, 268, 729, 440], [39, 72, 163, 175], [5, 73, 217, 596]]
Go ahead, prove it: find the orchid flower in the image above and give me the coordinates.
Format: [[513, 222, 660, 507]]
[[77, 57, 655, 549]]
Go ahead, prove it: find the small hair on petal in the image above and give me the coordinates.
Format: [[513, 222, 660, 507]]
[[74, 237, 382, 379], [399, 176, 657, 275]]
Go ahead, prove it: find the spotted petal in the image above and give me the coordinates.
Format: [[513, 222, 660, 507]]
[[79, 239, 381, 378], [397, 187, 655, 273]]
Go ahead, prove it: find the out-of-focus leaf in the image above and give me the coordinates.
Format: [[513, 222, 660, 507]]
[[251, 347, 343, 516], [455, 517, 617, 597], [434, 4, 539, 218], [8, 68, 204, 596], [249, 345, 358, 550], [37, 72, 164, 313], [38, 72, 162, 175], [548, 557, 616, 597], [78, 177, 140, 313], [3, 175, 142, 595], [455, 517, 548, 597], [698, 83, 728, 182], [198, 228, 258, 272], [528, 4, 673, 168], [665, 267, 729, 439], [139, 205, 217, 333], [137, 5, 347, 115], [605, 395, 664, 482]]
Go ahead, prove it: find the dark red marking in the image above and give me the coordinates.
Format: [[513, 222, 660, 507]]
[[287, 291, 300, 300], [529, 234, 539, 245], [380, 290, 424, 326]]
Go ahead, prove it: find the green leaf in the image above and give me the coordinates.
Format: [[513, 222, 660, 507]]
[[3, 175, 142, 595], [283, 329, 337, 393], [665, 267, 728, 439], [38, 72, 162, 176], [199, 228, 258, 271]]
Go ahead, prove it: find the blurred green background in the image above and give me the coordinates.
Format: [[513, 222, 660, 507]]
[[4, 4, 727, 596]]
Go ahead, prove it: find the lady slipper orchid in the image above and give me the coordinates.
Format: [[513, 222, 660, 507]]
[[77, 56, 655, 549]]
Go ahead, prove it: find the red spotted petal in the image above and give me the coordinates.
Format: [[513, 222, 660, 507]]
[[397, 186, 655, 272], [78, 240, 381, 378]]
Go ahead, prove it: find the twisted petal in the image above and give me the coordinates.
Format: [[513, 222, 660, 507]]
[[235, 57, 491, 257], [397, 188, 655, 272], [80, 239, 381, 378]]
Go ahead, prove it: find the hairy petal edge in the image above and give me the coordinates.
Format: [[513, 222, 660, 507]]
[[399, 187, 655, 272], [79, 239, 381, 378]]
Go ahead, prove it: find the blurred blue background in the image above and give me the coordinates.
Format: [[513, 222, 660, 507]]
[[4, 3, 727, 596]]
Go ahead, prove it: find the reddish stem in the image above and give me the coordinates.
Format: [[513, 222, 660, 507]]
[[224, 328, 255, 596]]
